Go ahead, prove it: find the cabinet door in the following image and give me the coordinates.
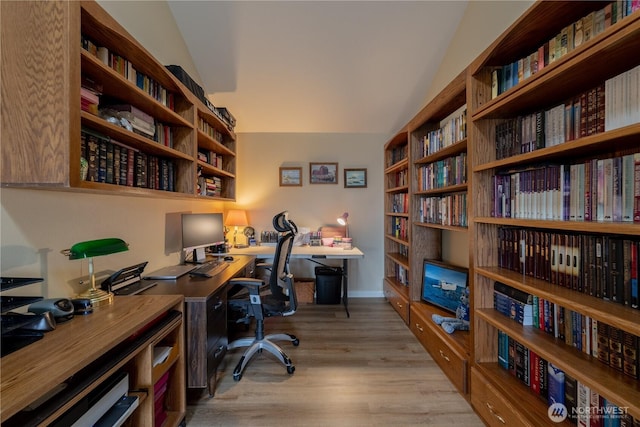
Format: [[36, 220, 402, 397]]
[[1, 1, 78, 186]]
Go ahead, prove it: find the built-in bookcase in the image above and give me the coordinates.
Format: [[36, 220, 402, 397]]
[[383, 69, 471, 395], [469, 1, 640, 425], [1, 0, 236, 201], [383, 129, 411, 323], [407, 69, 469, 396]]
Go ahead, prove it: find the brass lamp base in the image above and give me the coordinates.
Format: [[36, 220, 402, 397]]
[[78, 287, 114, 307]]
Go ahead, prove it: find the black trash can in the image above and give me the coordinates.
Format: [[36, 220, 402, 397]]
[[315, 266, 342, 304]]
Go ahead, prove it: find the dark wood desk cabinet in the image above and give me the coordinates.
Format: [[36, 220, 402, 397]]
[[142, 255, 255, 396]]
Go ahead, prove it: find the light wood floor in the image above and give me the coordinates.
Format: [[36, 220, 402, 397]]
[[185, 298, 484, 426]]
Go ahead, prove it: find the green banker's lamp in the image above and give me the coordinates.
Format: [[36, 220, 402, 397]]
[[61, 238, 129, 306]]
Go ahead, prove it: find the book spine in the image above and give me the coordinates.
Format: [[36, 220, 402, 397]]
[[608, 326, 624, 372], [547, 363, 565, 406], [622, 331, 639, 380], [634, 153, 640, 223], [577, 381, 591, 427], [515, 341, 530, 385], [564, 374, 578, 423]]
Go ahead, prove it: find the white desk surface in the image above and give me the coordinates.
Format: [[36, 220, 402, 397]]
[[228, 245, 364, 259]]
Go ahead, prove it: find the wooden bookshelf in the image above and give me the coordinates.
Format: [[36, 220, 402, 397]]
[[382, 69, 471, 395], [0, 0, 237, 201], [407, 69, 469, 396], [468, 1, 640, 425], [383, 128, 411, 323]]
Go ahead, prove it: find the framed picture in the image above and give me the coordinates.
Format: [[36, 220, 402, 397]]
[[309, 162, 338, 184], [279, 167, 302, 186], [344, 168, 367, 188]]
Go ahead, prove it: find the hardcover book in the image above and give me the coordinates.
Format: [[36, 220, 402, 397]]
[[547, 363, 565, 406]]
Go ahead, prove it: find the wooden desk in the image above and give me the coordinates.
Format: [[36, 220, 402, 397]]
[[228, 246, 364, 317], [0, 295, 185, 426], [141, 255, 255, 396]]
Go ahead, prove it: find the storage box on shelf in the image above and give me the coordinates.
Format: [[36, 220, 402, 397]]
[[1, 0, 237, 201], [383, 129, 411, 323], [469, 1, 640, 425]]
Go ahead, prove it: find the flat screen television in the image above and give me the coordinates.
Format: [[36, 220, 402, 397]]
[[181, 213, 224, 263], [421, 259, 469, 314]]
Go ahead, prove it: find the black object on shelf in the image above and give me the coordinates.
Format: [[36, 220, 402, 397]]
[[1, 296, 44, 313], [1, 277, 44, 292], [1, 277, 46, 357], [315, 267, 342, 305]]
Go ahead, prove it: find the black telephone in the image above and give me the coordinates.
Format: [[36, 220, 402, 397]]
[[101, 261, 148, 293]]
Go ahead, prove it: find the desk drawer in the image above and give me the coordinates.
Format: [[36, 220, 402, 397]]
[[471, 368, 534, 427], [383, 281, 409, 324], [410, 306, 467, 394]]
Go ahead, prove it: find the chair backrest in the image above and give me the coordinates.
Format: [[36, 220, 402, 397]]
[[269, 211, 297, 315]]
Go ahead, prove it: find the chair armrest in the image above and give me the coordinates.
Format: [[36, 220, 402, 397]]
[[228, 277, 264, 289]]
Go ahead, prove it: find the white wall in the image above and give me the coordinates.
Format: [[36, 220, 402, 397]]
[[230, 132, 386, 296], [0, 188, 223, 298]]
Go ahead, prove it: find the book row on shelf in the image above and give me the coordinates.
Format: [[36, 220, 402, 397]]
[[198, 118, 224, 144], [491, 1, 639, 99], [494, 281, 638, 381], [497, 330, 638, 427], [497, 226, 639, 309], [394, 264, 409, 287], [81, 128, 175, 191], [81, 34, 175, 109], [417, 104, 467, 157], [197, 150, 224, 169], [392, 169, 408, 188], [492, 153, 639, 222], [390, 217, 409, 241], [197, 175, 222, 198], [495, 64, 639, 160], [417, 193, 468, 227], [390, 193, 409, 214], [388, 145, 408, 167], [416, 152, 467, 191], [80, 82, 177, 149]]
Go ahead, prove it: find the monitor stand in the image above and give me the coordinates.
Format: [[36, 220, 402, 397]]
[[192, 248, 206, 264]]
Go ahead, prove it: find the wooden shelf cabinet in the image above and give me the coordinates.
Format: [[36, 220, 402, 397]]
[[0, 295, 185, 426], [469, 1, 640, 425], [1, 0, 236, 201], [383, 129, 411, 323], [383, 68, 471, 395]]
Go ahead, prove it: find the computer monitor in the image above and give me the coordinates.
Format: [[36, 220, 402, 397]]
[[181, 213, 224, 263], [421, 259, 469, 314]]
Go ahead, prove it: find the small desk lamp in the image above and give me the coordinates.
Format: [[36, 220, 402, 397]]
[[337, 212, 349, 238], [61, 238, 129, 307], [225, 209, 249, 248]]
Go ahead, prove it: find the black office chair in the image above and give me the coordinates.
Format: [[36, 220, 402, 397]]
[[226, 211, 299, 381]]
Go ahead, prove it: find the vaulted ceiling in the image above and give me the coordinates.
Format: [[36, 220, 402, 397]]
[[167, 1, 468, 134]]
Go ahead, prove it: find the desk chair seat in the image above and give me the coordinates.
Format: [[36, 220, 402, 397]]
[[227, 211, 299, 381]]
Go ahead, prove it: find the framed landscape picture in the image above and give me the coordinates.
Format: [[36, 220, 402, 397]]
[[279, 167, 302, 186], [344, 168, 367, 188], [309, 162, 338, 184]]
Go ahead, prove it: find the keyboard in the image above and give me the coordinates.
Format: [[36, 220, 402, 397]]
[[190, 261, 228, 277]]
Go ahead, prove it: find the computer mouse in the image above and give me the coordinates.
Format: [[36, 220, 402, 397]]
[[224, 256, 234, 262]]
